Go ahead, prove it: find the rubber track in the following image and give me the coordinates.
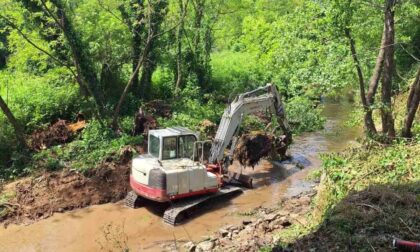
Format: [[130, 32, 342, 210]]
[[125, 190, 141, 208], [163, 186, 242, 225]]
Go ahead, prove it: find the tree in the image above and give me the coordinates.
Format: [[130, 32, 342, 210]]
[[0, 94, 26, 147], [139, 0, 168, 100], [175, 0, 187, 95], [380, 0, 396, 138], [119, 0, 146, 94], [402, 67, 420, 138]]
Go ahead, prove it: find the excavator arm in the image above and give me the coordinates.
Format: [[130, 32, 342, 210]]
[[209, 83, 292, 166]]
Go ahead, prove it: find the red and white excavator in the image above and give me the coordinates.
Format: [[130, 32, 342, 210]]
[[126, 84, 292, 225]]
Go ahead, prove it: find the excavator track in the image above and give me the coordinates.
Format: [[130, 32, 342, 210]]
[[125, 190, 142, 208], [163, 186, 242, 225]]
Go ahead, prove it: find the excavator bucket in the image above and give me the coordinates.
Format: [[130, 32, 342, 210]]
[[226, 171, 253, 188]]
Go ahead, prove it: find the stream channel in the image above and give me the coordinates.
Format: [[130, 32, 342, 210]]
[[0, 103, 362, 252]]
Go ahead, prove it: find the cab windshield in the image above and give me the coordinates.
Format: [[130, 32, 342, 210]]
[[179, 135, 196, 159], [162, 137, 177, 159]]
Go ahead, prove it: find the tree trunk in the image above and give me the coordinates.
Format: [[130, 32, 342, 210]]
[[381, 0, 396, 138], [49, 0, 106, 118], [139, 55, 155, 99], [402, 67, 420, 138], [345, 28, 373, 131], [112, 33, 153, 129], [364, 27, 386, 134], [139, 0, 168, 100], [0, 95, 26, 146], [193, 0, 206, 89], [131, 0, 145, 94], [175, 0, 184, 96]]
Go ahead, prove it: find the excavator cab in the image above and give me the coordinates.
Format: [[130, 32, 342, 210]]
[[147, 127, 198, 161]]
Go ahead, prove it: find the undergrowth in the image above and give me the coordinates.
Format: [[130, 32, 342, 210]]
[[30, 120, 143, 173], [274, 139, 420, 251]]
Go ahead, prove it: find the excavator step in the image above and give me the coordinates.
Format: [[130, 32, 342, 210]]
[[163, 186, 242, 226], [125, 190, 142, 208]]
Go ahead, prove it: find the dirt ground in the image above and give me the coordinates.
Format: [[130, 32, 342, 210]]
[[0, 154, 132, 227]]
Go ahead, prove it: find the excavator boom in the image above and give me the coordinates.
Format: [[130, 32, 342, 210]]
[[209, 83, 292, 165]]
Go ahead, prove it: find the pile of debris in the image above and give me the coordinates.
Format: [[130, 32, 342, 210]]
[[132, 108, 157, 136], [29, 119, 87, 151], [0, 148, 133, 226], [143, 100, 172, 118], [233, 133, 274, 167], [233, 132, 289, 167]]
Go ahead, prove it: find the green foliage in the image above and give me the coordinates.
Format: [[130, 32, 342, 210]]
[[158, 83, 224, 132], [0, 70, 83, 129], [211, 51, 265, 95], [0, 0, 418, 182], [31, 120, 143, 172], [286, 97, 325, 133], [31, 121, 143, 171], [274, 138, 420, 249]]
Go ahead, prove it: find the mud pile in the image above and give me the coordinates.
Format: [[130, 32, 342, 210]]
[[0, 150, 133, 226], [234, 133, 273, 167], [132, 108, 157, 136], [144, 100, 172, 118], [29, 120, 73, 151]]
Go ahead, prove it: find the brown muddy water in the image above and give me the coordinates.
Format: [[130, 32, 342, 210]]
[[0, 103, 362, 252]]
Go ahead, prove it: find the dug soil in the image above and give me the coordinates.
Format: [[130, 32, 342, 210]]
[[0, 150, 133, 227]]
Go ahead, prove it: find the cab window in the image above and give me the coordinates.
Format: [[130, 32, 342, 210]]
[[179, 135, 196, 159], [162, 137, 177, 159], [149, 135, 160, 158]]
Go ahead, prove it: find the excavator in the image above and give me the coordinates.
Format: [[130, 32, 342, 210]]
[[126, 83, 292, 225]]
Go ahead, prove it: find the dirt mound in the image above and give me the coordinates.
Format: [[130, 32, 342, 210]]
[[234, 133, 273, 167], [0, 151, 133, 226], [29, 120, 73, 151], [132, 108, 157, 136], [144, 100, 172, 118]]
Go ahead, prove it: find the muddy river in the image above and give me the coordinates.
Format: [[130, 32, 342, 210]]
[[0, 103, 361, 252]]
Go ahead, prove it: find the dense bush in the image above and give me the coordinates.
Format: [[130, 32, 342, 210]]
[[31, 120, 143, 173], [286, 96, 325, 133]]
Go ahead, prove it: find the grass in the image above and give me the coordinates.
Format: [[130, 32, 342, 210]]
[[273, 139, 420, 251]]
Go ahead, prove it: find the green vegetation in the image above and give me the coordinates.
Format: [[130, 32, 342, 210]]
[[272, 89, 420, 250], [273, 139, 420, 251], [0, 1, 418, 250], [31, 120, 143, 173], [0, 0, 418, 201]]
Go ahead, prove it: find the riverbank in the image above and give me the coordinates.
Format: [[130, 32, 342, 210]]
[[0, 103, 359, 251], [184, 139, 419, 252], [0, 148, 133, 226]]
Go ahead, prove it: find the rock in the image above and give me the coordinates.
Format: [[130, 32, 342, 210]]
[[219, 228, 229, 237], [242, 219, 253, 225], [290, 213, 299, 219], [298, 196, 311, 205], [264, 213, 278, 222], [277, 210, 289, 216], [196, 240, 215, 252], [279, 216, 291, 227], [222, 224, 234, 231], [184, 241, 196, 252]]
